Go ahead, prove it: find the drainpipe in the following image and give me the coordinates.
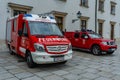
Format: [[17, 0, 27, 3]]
[[95, 0, 97, 33]]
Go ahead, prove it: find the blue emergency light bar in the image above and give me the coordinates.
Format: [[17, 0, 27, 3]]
[[24, 14, 32, 17]]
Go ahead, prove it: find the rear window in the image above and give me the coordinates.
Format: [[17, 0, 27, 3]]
[[6, 21, 12, 42]]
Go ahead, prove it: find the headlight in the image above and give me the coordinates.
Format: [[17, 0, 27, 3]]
[[68, 43, 72, 50], [34, 43, 45, 52], [102, 42, 108, 45]]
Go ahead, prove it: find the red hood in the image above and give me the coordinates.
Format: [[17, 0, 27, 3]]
[[38, 38, 70, 45], [30, 36, 70, 45]]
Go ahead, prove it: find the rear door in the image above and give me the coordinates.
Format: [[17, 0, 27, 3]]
[[11, 19, 18, 52], [6, 21, 12, 44]]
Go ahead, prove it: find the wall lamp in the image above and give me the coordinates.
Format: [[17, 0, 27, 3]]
[[72, 11, 82, 23]]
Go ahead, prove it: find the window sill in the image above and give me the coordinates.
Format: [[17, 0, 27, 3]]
[[59, 0, 67, 2], [98, 9, 104, 13], [111, 13, 115, 15]]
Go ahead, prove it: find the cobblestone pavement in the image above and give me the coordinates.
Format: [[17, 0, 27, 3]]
[[0, 42, 120, 80]]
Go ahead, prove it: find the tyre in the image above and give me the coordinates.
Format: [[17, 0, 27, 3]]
[[8, 45, 14, 55], [59, 61, 67, 64], [91, 45, 101, 55], [107, 52, 114, 55], [26, 51, 36, 68]]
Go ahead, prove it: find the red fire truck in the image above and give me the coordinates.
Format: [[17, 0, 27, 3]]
[[65, 30, 117, 55], [6, 13, 72, 68]]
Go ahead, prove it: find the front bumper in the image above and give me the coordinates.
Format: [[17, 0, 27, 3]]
[[31, 50, 72, 64], [101, 45, 117, 53]]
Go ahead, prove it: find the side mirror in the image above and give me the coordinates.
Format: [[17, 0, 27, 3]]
[[24, 33, 28, 37], [18, 30, 22, 36], [84, 36, 89, 39]]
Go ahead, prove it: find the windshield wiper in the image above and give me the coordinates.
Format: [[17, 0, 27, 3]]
[[48, 34, 64, 37]]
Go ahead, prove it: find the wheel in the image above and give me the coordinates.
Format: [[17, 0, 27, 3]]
[[91, 45, 101, 55], [107, 52, 114, 55], [8, 45, 14, 55], [26, 51, 36, 68], [59, 61, 67, 64]]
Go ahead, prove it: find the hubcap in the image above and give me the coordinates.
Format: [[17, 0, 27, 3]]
[[93, 46, 100, 55]]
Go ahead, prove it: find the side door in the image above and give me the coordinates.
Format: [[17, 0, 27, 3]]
[[73, 32, 81, 48], [80, 33, 90, 49], [19, 22, 29, 57]]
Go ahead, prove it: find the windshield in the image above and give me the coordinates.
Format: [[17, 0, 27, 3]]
[[29, 21, 63, 36], [88, 33, 102, 38]]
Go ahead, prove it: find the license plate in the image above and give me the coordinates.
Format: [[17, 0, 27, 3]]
[[54, 57, 64, 62], [111, 48, 115, 51]]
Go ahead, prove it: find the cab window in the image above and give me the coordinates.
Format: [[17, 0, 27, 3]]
[[22, 23, 28, 37], [74, 32, 80, 38], [81, 33, 88, 39]]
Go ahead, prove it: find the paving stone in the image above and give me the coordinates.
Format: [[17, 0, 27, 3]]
[[97, 71, 114, 78], [94, 77, 111, 80], [5, 77, 19, 80], [0, 68, 8, 74], [8, 68, 26, 74], [0, 73, 14, 80], [112, 75, 120, 80], [15, 72, 34, 79], [43, 75, 64, 80], [22, 76, 43, 80], [4, 65, 19, 70], [87, 64, 101, 69], [98, 67, 113, 72], [0, 59, 8, 63], [63, 73, 82, 80], [52, 70, 69, 76], [75, 65, 88, 70], [25, 68, 42, 73], [78, 78, 91, 80], [34, 71, 52, 77], [80, 72, 100, 80], [83, 68, 99, 74], [111, 70, 120, 75], [68, 68, 86, 75]]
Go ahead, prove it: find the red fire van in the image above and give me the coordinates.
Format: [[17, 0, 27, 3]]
[[6, 14, 72, 68]]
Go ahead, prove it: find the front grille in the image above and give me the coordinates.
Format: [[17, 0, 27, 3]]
[[46, 45, 68, 53], [107, 41, 115, 45]]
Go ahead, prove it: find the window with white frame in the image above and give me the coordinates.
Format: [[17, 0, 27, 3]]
[[13, 10, 27, 16], [8, 2, 33, 16], [110, 1, 116, 15], [98, 0, 104, 12], [98, 19, 105, 36], [80, 16, 89, 30], [80, 0, 88, 7]]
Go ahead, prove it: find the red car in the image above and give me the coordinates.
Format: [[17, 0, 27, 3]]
[[65, 30, 117, 55]]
